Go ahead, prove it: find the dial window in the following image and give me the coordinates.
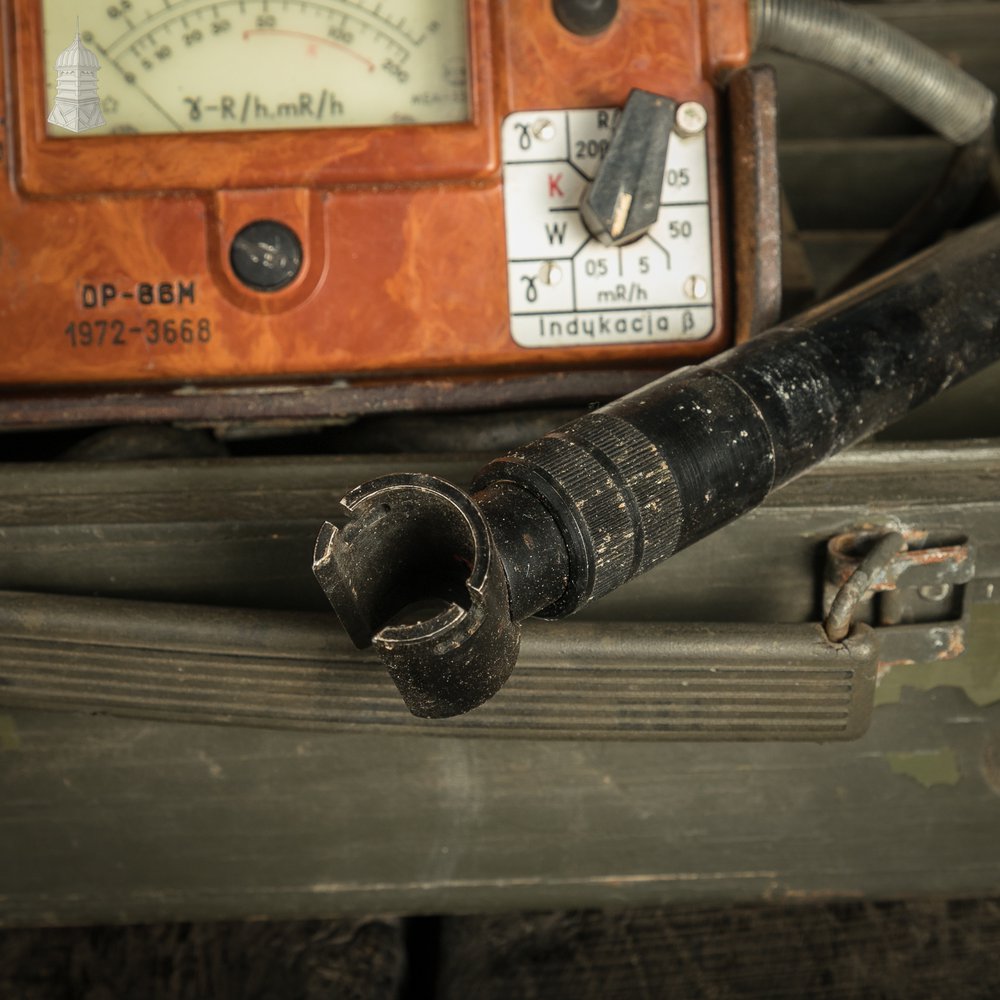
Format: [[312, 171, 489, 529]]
[[42, 0, 469, 136]]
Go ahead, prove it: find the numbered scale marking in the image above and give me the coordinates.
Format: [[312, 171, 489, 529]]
[[43, 0, 469, 135], [502, 108, 714, 348]]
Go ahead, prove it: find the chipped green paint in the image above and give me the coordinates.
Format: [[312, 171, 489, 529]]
[[876, 604, 1000, 708], [886, 748, 960, 788], [0, 714, 20, 750]]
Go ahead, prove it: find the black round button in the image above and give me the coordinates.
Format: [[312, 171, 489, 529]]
[[230, 220, 303, 292], [553, 0, 618, 35]]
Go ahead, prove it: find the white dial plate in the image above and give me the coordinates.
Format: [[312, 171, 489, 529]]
[[502, 108, 715, 349]]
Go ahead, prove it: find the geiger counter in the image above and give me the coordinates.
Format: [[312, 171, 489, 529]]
[[0, 0, 749, 396]]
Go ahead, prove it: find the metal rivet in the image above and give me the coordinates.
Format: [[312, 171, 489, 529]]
[[918, 583, 953, 602], [674, 101, 708, 138]]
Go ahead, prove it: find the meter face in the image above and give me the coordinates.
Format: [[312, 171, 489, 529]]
[[42, 0, 469, 136]]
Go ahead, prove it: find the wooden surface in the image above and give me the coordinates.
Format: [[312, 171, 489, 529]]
[[0, 0, 743, 387], [1, 665, 998, 926], [0, 441, 998, 926], [2, 441, 999, 619], [1, 1, 998, 928]]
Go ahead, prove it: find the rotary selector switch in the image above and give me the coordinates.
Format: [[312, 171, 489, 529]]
[[580, 89, 676, 246], [501, 96, 714, 349]]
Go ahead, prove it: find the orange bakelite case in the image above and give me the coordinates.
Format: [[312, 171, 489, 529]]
[[0, 0, 749, 387]]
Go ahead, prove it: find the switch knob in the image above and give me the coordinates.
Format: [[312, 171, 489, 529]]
[[580, 89, 677, 246]]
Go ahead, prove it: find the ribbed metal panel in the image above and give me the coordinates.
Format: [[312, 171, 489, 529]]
[[0, 592, 877, 741]]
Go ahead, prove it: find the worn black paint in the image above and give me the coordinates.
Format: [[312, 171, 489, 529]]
[[316, 218, 1000, 716], [477, 216, 1000, 616], [580, 89, 675, 245]]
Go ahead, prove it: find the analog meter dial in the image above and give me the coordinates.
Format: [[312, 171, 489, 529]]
[[42, 0, 469, 135]]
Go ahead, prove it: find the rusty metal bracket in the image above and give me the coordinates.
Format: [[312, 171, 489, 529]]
[[727, 64, 782, 341], [823, 528, 977, 669]]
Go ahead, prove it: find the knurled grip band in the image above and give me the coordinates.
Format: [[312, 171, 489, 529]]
[[476, 411, 683, 609], [570, 412, 683, 575], [511, 432, 636, 601]]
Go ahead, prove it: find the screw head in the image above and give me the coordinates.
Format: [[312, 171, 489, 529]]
[[532, 118, 556, 142], [683, 275, 708, 300], [230, 219, 302, 292], [539, 261, 563, 286], [675, 101, 708, 138], [552, 0, 618, 36]]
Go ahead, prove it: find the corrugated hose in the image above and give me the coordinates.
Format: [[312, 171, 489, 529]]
[[750, 0, 996, 145]]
